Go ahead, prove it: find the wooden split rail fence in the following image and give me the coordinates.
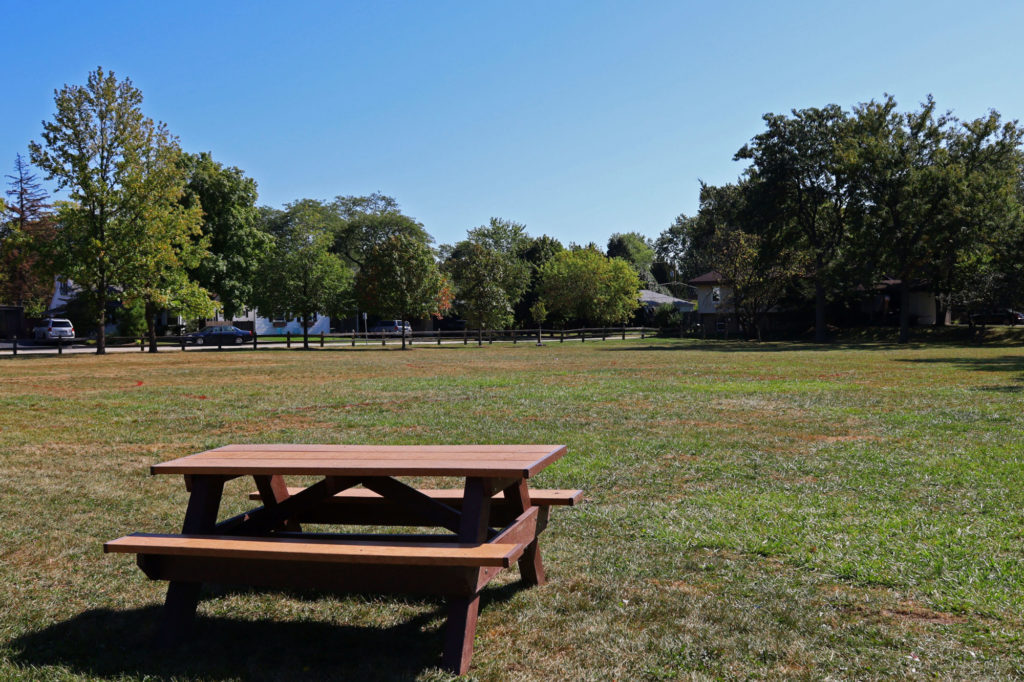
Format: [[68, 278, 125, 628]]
[[2, 327, 659, 356]]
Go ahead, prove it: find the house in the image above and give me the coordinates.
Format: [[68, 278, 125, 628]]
[[687, 271, 739, 333], [47, 277, 333, 336]]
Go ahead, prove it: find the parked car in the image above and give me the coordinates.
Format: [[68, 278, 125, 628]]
[[969, 309, 1024, 326], [369, 320, 412, 336], [32, 318, 75, 341], [185, 325, 252, 345]]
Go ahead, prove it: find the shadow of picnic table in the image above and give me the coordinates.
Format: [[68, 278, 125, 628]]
[[9, 582, 527, 680]]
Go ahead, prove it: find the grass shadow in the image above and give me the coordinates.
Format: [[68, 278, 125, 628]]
[[8, 581, 529, 680]]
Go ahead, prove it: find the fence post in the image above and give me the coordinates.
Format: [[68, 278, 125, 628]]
[[140, 336, 145, 351], [477, 329, 482, 346], [622, 325, 626, 340], [217, 334, 223, 350], [253, 331, 258, 350], [320, 331, 324, 348], [12, 336, 16, 356], [580, 329, 585, 343], [58, 337, 63, 355], [181, 335, 186, 351], [560, 330, 564, 343], [602, 327, 606, 341], [381, 331, 386, 346], [437, 330, 441, 346], [488, 330, 492, 345], [352, 330, 356, 346], [409, 330, 413, 347], [641, 327, 645, 339], [286, 331, 291, 348], [464, 329, 467, 345]]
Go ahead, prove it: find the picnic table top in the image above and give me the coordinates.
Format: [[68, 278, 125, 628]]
[[150, 444, 569, 479]]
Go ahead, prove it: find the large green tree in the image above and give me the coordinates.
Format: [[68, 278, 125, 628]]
[[330, 194, 431, 268], [29, 67, 205, 353], [180, 152, 270, 319], [735, 105, 855, 342], [443, 241, 523, 330], [355, 234, 451, 349], [536, 247, 640, 326], [606, 232, 656, 287], [253, 199, 353, 349]]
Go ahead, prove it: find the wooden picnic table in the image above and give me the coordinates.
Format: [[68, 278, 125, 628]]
[[105, 444, 579, 675]]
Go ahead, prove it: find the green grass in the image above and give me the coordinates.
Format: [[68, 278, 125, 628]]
[[2, 337, 1023, 679]]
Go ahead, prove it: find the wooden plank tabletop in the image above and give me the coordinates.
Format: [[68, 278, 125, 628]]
[[150, 444, 568, 478]]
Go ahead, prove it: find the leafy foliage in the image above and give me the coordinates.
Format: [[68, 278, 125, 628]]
[[29, 67, 211, 352], [355, 233, 451, 349], [180, 152, 270, 319], [2, 154, 55, 314], [537, 247, 640, 326], [252, 199, 353, 349]]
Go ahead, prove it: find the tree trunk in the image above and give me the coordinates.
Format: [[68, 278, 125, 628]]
[[899, 280, 910, 344], [814, 274, 827, 343], [401, 315, 407, 350], [146, 300, 158, 353], [302, 313, 310, 349], [96, 289, 107, 355], [935, 295, 948, 327]]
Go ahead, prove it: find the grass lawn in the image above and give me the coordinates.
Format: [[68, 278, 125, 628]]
[[1, 336, 1023, 679]]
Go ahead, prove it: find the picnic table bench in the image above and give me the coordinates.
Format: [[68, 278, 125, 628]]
[[105, 444, 579, 675]]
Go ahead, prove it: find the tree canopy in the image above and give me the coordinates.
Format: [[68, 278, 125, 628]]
[[29, 67, 212, 352]]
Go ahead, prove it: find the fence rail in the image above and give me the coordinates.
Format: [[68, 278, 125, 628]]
[[1, 326, 661, 357]]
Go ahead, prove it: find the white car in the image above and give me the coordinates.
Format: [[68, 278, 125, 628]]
[[33, 318, 75, 341]]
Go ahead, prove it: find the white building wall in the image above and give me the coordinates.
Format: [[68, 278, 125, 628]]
[[908, 292, 936, 325]]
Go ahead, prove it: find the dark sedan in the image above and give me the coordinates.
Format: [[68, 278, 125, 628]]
[[186, 325, 253, 345], [969, 309, 1024, 326]]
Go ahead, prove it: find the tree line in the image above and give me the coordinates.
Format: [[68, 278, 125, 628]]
[[653, 97, 1024, 342], [1, 67, 643, 353]]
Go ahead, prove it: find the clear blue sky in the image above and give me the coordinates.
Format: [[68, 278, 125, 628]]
[[4, 1, 1022, 248]]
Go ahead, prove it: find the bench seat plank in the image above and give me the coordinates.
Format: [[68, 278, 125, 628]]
[[105, 533, 523, 568], [250, 487, 583, 506]]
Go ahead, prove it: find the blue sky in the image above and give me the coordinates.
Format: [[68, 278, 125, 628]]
[[4, 1, 1023, 248]]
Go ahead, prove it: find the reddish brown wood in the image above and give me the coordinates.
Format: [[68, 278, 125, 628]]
[[106, 533, 523, 567], [253, 474, 301, 532], [503, 479, 547, 586], [359, 476, 463, 535], [442, 594, 480, 675], [158, 475, 224, 646], [137, 554, 486, 596], [458, 478, 493, 543], [250, 486, 582, 506], [216, 476, 358, 535], [150, 444, 569, 479]]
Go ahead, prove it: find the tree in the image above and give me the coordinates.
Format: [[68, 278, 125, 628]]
[[29, 67, 205, 353], [466, 217, 532, 257], [847, 95, 987, 342], [2, 154, 55, 313], [710, 227, 804, 341], [180, 152, 270, 319], [443, 241, 522, 330], [330, 194, 431, 268], [536, 247, 640, 326], [252, 199, 354, 349], [355, 234, 451, 349], [735, 105, 856, 342], [607, 232, 656, 287]]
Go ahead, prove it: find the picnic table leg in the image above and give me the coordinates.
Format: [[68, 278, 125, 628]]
[[441, 476, 492, 674], [253, 474, 301, 532], [158, 475, 225, 647], [502, 479, 547, 586]]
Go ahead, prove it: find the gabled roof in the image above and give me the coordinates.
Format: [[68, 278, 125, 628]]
[[687, 271, 725, 285]]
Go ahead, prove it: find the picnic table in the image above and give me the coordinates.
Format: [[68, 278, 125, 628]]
[[105, 444, 580, 674]]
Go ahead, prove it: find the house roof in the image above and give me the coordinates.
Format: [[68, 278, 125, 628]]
[[687, 271, 725, 285], [638, 289, 695, 310]]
